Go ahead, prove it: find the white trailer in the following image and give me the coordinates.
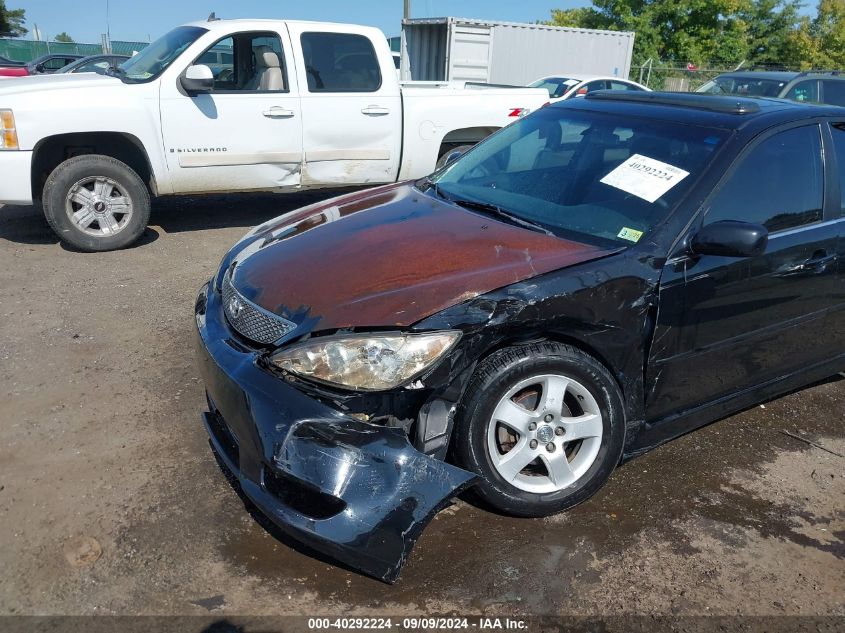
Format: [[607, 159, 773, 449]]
[[400, 17, 635, 85]]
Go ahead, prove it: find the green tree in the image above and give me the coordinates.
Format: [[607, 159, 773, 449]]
[[54, 31, 74, 43], [0, 1, 27, 37], [546, 0, 802, 66], [781, 0, 845, 69]]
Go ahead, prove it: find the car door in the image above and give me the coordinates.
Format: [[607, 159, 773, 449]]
[[646, 122, 842, 422], [159, 28, 303, 193], [822, 121, 845, 352], [285, 24, 402, 185]]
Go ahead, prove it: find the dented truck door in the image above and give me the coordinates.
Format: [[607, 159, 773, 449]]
[[159, 27, 304, 193], [286, 23, 402, 186]]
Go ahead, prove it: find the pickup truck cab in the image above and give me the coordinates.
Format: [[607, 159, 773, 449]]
[[0, 18, 547, 251]]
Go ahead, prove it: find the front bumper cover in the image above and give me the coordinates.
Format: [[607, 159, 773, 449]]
[[194, 283, 477, 583]]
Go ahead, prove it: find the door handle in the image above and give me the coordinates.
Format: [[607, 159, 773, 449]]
[[263, 107, 295, 118], [776, 251, 838, 277], [361, 106, 390, 116]]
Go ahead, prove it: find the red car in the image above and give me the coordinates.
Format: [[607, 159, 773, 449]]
[[0, 53, 82, 77]]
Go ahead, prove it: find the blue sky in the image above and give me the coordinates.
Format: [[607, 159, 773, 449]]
[[13, 0, 588, 44]]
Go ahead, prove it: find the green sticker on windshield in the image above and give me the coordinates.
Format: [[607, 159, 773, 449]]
[[618, 227, 643, 243]]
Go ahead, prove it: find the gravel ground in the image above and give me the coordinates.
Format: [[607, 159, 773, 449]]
[[0, 194, 843, 624]]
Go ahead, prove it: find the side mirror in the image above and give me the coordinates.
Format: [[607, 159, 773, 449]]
[[180, 64, 214, 94], [690, 220, 768, 258]]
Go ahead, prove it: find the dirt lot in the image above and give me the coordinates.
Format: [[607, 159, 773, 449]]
[[0, 194, 843, 623]]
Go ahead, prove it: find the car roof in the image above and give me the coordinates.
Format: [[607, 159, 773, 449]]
[[558, 91, 844, 131]]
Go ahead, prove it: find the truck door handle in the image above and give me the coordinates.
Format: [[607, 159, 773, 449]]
[[263, 107, 295, 118], [361, 106, 390, 116]]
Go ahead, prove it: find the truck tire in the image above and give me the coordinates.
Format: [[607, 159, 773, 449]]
[[42, 155, 151, 252]]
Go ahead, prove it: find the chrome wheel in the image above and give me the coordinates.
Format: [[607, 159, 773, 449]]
[[486, 373, 603, 494], [65, 176, 133, 237]]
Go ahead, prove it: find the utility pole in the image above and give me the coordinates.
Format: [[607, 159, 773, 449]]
[[403, 0, 411, 20], [106, 0, 112, 52]]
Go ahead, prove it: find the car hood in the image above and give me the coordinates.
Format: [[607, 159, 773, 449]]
[[0, 71, 120, 95], [228, 183, 615, 332]]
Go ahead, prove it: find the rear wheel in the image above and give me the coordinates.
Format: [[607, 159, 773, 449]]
[[42, 154, 150, 252], [454, 342, 625, 517]]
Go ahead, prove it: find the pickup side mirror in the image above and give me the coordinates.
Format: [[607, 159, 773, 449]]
[[181, 64, 214, 94], [690, 220, 768, 258]]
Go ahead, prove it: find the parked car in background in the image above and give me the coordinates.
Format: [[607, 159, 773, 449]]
[[529, 75, 649, 102], [0, 18, 547, 252], [57, 54, 130, 75], [0, 53, 83, 78], [696, 70, 845, 107], [194, 91, 845, 582]]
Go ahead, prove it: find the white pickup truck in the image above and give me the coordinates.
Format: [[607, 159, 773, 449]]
[[0, 18, 548, 251]]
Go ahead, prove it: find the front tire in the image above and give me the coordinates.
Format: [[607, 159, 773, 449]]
[[42, 155, 151, 252], [454, 342, 625, 517]]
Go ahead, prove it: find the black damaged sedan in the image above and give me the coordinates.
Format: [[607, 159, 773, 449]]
[[194, 92, 845, 582]]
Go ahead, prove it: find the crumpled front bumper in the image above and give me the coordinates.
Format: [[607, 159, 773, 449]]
[[194, 283, 477, 583]]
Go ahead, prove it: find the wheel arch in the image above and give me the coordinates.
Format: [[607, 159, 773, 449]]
[[474, 332, 625, 397], [31, 132, 158, 201], [437, 126, 499, 158]]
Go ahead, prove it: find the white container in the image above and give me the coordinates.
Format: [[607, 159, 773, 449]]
[[400, 17, 635, 85]]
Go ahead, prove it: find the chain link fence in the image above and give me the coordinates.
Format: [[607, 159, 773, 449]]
[[0, 38, 148, 62]]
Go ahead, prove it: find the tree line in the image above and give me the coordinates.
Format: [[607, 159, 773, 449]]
[[548, 0, 845, 70]]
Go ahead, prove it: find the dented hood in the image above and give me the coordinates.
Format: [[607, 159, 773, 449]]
[[230, 183, 612, 331]]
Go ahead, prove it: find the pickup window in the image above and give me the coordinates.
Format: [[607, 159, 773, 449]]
[[195, 32, 288, 93], [300, 32, 381, 93]]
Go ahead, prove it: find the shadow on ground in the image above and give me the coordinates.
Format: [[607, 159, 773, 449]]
[[0, 188, 362, 247]]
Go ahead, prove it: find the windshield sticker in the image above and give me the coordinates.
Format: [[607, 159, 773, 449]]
[[617, 227, 644, 243], [563, 79, 579, 86], [600, 154, 690, 203]]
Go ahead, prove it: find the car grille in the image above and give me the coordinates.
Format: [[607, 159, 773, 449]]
[[221, 272, 295, 345]]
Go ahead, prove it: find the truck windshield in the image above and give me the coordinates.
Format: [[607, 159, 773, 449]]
[[118, 26, 208, 82], [428, 107, 727, 247]]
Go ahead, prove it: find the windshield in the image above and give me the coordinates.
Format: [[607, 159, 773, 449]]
[[696, 76, 788, 97], [529, 77, 580, 99], [429, 107, 727, 247], [118, 25, 207, 82]]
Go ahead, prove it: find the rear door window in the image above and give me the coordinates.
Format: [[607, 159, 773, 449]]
[[705, 125, 824, 232], [609, 80, 640, 91], [785, 80, 820, 103], [822, 80, 845, 107], [300, 32, 381, 92], [829, 124, 845, 216]]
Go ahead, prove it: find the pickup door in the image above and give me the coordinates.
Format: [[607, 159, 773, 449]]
[[159, 27, 304, 193], [159, 24, 402, 193], [285, 23, 402, 186]]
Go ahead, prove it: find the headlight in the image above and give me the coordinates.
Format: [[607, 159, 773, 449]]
[[0, 110, 18, 150], [270, 331, 461, 391]]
